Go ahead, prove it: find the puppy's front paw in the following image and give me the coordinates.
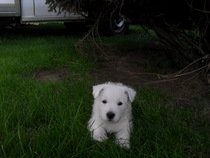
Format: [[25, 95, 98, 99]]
[[116, 138, 130, 149], [93, 133, 107, 142], [92, 129, 108, 142]]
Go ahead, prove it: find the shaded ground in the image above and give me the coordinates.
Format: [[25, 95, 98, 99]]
[[90, 39, 210, 108]]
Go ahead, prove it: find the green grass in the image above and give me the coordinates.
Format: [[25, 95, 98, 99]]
[[0, 24, 209, 158]]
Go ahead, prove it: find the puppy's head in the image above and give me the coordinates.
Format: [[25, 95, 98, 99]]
[[92, 82, 136, 122]]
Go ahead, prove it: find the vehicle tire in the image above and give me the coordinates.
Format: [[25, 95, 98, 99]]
[[99, 9, 129, 36]]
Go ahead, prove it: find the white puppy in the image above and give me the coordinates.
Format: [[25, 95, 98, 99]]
[[88, 82, 136, 149]]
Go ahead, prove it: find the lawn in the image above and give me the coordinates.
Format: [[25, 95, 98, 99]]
[[0, 24, 209, 158]]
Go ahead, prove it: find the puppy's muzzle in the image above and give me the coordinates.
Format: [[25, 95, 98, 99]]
[[106, 111, 115, 121]]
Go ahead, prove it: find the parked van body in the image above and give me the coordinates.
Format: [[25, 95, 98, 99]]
[[0, 0, 84, 23]]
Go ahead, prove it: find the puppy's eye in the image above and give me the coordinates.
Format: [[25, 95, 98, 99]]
[[117, 102, 123, 106], [102, 100, 107, 104]]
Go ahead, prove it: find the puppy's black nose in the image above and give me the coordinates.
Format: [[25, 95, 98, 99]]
[[106, 112, 115, 120]]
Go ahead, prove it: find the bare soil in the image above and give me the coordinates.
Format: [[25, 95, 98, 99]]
[[90, 45, 210, 107], [35, 68, 69, 83]]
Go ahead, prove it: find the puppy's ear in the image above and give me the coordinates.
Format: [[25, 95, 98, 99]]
[[125, 87, 136, 103], [92, 84, 105, 98]]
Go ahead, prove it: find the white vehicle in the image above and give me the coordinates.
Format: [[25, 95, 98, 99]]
[[0, 0, 128, 34]]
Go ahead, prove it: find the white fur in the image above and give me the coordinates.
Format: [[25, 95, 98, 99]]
[[88, 82, 136, 149]]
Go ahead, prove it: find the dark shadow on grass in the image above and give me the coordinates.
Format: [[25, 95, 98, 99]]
[[0, 23, 88, 38]]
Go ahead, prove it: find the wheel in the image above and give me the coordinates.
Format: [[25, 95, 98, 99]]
[[108, 12, 128, 35], [98, 9, 129, 35]]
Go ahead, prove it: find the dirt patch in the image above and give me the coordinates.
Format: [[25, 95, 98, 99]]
[[35, 68, 69, 82], [90, 47, 210, 106]]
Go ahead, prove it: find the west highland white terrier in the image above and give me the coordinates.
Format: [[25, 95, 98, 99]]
[[88, 82, 136, 149]]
